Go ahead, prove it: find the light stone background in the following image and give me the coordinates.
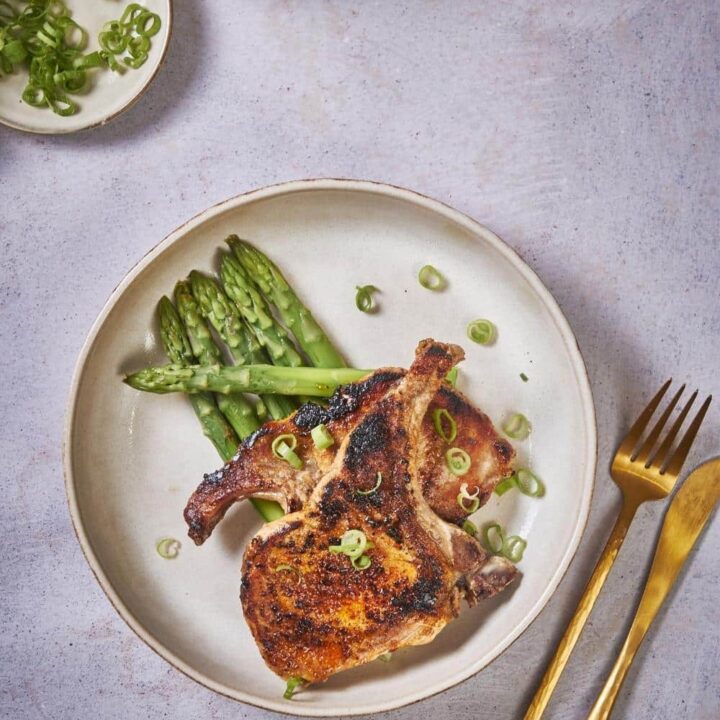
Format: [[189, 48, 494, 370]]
[[1, 1, 718, 719]]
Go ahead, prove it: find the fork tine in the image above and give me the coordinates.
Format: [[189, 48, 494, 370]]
[[633, 384, 685, 464], [661, 395, 712, 477], [617, 379, 672, 458], [650, 390, 698, 468]]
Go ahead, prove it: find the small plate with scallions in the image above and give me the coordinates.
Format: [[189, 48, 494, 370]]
[[64, 179, 597, 716], [0, 0, 171, 134]]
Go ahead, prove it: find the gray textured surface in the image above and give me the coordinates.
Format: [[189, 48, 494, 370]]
[[1, 1, 718, 719]]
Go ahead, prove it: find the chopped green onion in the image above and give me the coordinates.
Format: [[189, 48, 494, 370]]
[[515, 468, 545, 497], [462, 519, 477, 536], [445, 447, 471, 476], [432, 408, 457, 443], [311, 423, 334, 450], [378, 651, 393, 662], [446, 367, 458, 387], [355, 285, 379, 313], [494, 476, 517, 496], [329, 529, 372, 569], [0, 2, 162, 116], [351, 554, 372, 570], [456, 482, 480, 514], [357, 472, 382, 496], [483, 523, 504, 554], [418, 264, 446, 291], [503, 413, 531, 440], [156, 537, 181, 559], [284, 676, 305, 700], [329, 529, 368, 559], [520, 372, 529, 382], [503, 535, 527, 562], [273, 564, 302, 580], [467, 319, 496, 345], [271, 433, 303, 469]]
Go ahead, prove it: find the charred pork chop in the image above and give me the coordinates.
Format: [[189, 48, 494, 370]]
[[185, 369, 514, 544], [240, 340, 516, 685]]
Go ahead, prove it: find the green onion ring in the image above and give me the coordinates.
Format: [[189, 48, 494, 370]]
[[503, 535, 527, 562], [432, 408, 457, 443], [445, 447, 471, 476], [418, 264, 446, 291], [357, 472, 382, 496], [483, 523, 504, 554], [272, 433, 298, 455], [135, 10, 161, 37], [311, 423, 334, 450], [503, 412, 531, 440], [329, 529, 368, 559], [351, 554, 372, 570], [445, 367, 458, 387], [156, 537, 181, 559], [467, 318, 496, 345], [355, 284, 379, 313], [515, 468, 545, 497], [456, 482, 481, 514], [462, 519, 477, 536], [284, 676, 305, 700], [494, 475, 517, 496]]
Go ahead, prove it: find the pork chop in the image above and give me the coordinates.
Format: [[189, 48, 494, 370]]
[[240, 339, 516, 686]]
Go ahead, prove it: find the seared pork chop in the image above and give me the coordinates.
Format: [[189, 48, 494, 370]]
[[240, 340, 516, 685], [185, 369, 514, 544]]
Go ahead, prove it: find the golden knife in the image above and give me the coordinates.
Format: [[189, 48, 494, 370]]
[[587, 458, 720, 719]]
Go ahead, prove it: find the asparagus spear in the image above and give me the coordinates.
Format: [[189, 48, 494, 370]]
[[227, 236, 347, 369], [219, 253, 304, 368], [125, 363, 368, 397], [174, 281, 260, 440], [188, 271, 296, 420], [156, 297, 239, 461], [159, 296, 282, 523]]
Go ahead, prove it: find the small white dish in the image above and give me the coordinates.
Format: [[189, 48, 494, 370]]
[[64, 179, 596, 716], [0, 0, 171, 134]]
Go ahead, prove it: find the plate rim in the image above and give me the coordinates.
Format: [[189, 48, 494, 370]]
[[0, 0, 173, 135], [63, 178, 597, 716]]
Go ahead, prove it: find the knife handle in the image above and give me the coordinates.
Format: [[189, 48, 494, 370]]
[[587, 461, 720, 720]]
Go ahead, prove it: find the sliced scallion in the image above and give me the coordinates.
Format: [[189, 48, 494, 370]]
[[355, 285, 379, 313], [503, 413, 531, 440], [418, 264, 446, 291], [515, 468, 545, 497], [503, 535, 527, 562], [357, 472, 382, 496], [329, 529, 372, 569], [271, 433, 303, 469], [310, 423, 334, 450], [483, 523, 504, 554], [467, 319, 496, 345], [520, 372, 529, 382], [156, 537, 181, 559], [494, 476, 517, 496], [456, 482, 480, 514], [446, 367, 458, 387], [378, 651, 393, 662], [432, 408, 457, 443], [462, 519, 477, 536], [284, 676, 305, 700], [445, 447, 471, 476], [351, 554, 372, 570]]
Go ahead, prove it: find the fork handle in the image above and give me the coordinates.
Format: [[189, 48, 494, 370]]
[[524, 494, 641, 720]]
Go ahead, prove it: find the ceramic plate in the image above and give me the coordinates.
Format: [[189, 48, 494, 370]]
[[64, 179, 596, 716], [0, 0, 171, 134]]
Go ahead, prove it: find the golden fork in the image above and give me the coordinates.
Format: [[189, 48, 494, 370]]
[[524, 380, 712, 720], [587, 457, 720, 719]]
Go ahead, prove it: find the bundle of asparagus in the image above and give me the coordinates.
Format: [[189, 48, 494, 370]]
[[138, 237, 355, 522]]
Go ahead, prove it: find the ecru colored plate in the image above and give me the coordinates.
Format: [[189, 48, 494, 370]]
[[64, 179, 596, 716], [0, 0, 171, 134]]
